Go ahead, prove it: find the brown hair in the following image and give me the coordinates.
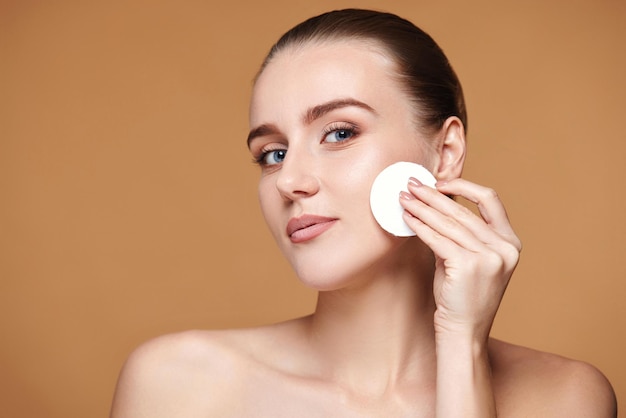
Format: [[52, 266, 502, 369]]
[[258, 8, 467, 133]]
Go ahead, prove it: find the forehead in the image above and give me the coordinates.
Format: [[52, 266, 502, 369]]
[[249, 39, 406, 125]]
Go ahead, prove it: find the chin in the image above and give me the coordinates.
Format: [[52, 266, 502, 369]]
[[274, 214, 428, 290], [286, 236, 410, 292]]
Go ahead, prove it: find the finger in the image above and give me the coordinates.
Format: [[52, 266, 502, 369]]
[[401, 208, 471, 260], [434, 179, 522, 251], [400, 190, 488, 255], [403, 180, 509, 251]]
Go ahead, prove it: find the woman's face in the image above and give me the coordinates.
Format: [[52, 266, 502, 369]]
[[248, 40, 436, 290]]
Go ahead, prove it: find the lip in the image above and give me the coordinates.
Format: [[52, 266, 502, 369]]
[[286, 215, 338, 243]]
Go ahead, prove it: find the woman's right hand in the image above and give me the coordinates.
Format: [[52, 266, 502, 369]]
[[400, 177, 521, 417]]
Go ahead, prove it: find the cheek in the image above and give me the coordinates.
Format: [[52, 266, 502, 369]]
[[342, 145, 413, 193], [333, 152, 395, 223], [257, 180, 280, 230], [345, 160, 381, 200], [338, 139, 433, 219]]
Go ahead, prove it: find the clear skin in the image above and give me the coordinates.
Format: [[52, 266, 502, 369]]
[[110, 39, 617, 417]]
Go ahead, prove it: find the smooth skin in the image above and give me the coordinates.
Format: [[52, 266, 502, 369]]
[[110, 39, 617, 417]]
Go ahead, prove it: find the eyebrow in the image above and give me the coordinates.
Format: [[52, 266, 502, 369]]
[[246, 123, 279, 148], [246, 98, 377, 148], [303, 98, 376, 125]]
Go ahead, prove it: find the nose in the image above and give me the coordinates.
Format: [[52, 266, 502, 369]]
[[275, 147, 320, 201]]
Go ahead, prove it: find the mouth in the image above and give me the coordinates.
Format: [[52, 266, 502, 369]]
[[286, 215, 338, 244]]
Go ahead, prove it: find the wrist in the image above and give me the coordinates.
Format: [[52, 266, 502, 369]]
[[435, 331, 496, 418], [434, 312, 492, 347], [436, 331, 489, 361]]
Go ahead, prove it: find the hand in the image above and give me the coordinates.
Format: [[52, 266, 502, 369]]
[[399, 177, 522, 341]]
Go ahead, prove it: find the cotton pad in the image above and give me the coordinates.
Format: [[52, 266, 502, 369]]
[[369, 162, 437, 236]]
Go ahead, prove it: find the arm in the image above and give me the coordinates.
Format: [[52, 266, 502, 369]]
[[110, 332, 232, 418], [434, 333, 497, 417], [401, 178, 521, 417], [110, 343, 165, 418], [110, 338, 186, 418]]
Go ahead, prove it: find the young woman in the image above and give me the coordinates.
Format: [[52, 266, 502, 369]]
[[110, 9, 616, 417]]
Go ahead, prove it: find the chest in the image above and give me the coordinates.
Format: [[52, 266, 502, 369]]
[[221, 373, 435, 418]]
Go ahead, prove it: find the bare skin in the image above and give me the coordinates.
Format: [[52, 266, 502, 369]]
[[110, 39, 617, 417], [110, 325, 616, 417]]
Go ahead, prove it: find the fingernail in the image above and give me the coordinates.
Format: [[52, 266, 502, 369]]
[[399, 191, 414, 200], [408, 177, 422, 187]]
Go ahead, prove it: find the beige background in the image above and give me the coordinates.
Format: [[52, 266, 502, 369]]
[[1, 0, 624, 416]]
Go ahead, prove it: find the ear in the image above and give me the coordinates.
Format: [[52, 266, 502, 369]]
[[434, 116, 466, 181]]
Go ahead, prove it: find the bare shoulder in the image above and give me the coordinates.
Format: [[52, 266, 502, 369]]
[[489, 338, 617, 418], [110, 320, 311, 417], [109, 326, 274, 417], [109, 330, 239, 417]]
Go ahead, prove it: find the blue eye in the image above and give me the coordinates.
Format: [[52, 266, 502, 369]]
[[324, 128, 355, 143], [322, 123, 358, 144], [262, 149, 287, 165]]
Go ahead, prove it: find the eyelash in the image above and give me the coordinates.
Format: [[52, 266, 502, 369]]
[[252, 122, 361, 166], [253, 144, 285, 166], [321, 122, 360, 144]]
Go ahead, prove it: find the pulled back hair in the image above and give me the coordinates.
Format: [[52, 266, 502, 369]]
[[258, 9, 467, 134]]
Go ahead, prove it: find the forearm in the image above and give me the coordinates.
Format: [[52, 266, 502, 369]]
[[436, 334, 496, 418]]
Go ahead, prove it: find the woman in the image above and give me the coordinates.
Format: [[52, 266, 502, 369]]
[[110, 9, 616, 417]]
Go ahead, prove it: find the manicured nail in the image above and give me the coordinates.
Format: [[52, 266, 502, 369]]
[[408, 177, 422, 187], [399, 191, 414, 200]]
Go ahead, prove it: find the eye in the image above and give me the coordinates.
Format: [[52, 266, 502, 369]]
[[322, 123, 358, 143], [259, 148, 287, 166]]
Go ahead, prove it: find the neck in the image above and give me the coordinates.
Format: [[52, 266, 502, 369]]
[[305, 242, 438, 397]]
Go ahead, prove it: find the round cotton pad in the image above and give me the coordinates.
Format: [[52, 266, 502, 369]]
[[369, 162, 437, 236]]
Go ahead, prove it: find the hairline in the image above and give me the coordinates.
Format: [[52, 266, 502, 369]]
[[255, 36, 433, 135]]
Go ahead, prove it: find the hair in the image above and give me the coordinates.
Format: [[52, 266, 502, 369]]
[[258, 8, 467, 134]]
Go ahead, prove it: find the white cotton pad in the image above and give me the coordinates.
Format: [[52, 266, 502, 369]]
[[369, 162, 437, 237]]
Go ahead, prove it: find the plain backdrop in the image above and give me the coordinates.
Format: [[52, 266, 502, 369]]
[[1, 0, 624, 416]]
